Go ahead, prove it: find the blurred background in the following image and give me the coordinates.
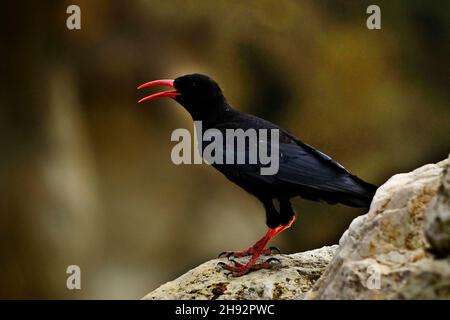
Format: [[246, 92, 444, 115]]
[[0, 0, 449, 299]]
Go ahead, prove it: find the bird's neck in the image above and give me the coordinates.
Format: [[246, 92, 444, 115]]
[[187, 101, 233, 127]]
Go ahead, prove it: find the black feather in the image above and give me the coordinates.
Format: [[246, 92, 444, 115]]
[[206, 110, 377, 208]]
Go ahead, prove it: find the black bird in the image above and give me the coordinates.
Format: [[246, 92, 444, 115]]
[[138, 74, 377, 276]]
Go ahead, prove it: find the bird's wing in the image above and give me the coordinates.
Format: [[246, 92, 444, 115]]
[[275, 142, 368, 194], [207, 117, 376, 205]]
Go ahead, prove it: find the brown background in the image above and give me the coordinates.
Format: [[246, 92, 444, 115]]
[[0, 0, 449, 298]]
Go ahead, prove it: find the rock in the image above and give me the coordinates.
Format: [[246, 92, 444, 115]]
[[426, 155, 450, 255], [143, 245, 337, 300], [306, 155, 450, 300]]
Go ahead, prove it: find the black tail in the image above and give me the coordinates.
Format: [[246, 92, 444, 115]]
[[337, 175, 378, 208], [294, 176, 378, 208]]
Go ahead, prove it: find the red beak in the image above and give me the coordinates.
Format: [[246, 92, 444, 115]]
[[137, 79, 179, 104]]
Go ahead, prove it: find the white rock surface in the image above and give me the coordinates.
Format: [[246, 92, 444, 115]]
[[306, 155, 450, 299], [143, 245, 337, 300]]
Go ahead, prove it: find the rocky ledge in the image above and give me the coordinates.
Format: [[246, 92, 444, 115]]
[[143, 154, 450, 300]]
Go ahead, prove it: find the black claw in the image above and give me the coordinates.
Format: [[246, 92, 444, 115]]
[[269, 246, 281, 254], [216, 261, 226, 267], [229, 258, 238, 265], [266, 257, 281, 265], [225, 272, 233, 278], [218, 251, 230, 258]]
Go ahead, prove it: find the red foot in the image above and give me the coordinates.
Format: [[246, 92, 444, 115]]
[[218, 216, 296, 277], [218, 246, 280, 258], [219, 258, 281, 277]]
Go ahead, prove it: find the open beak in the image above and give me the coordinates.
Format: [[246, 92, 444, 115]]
[[137, 79, 179, 104]]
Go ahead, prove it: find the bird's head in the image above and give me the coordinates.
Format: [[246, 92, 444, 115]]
[[138, 74, 227, 120]]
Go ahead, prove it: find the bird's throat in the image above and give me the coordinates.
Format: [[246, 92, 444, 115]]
[[179, 99, 231, 125]]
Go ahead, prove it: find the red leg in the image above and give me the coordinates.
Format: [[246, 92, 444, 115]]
[[219, 216, 296, 277]]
